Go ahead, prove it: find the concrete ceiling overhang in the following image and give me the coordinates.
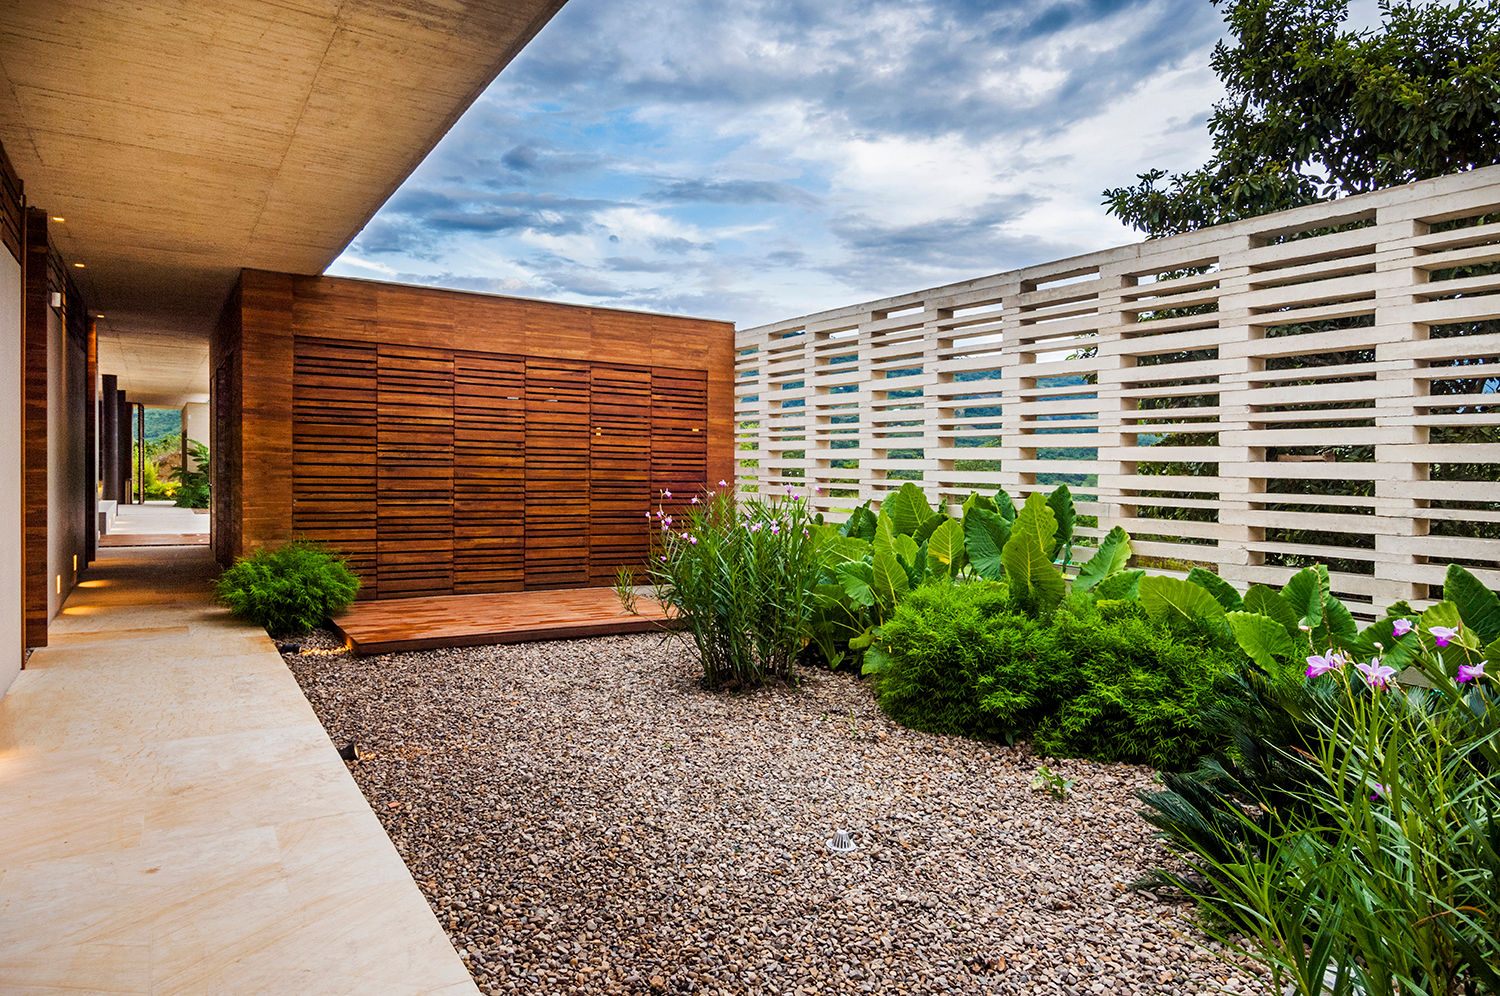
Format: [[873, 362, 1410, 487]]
[[0, 0, 567, 406]]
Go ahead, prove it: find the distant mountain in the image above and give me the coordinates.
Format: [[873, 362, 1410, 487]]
[[142, 408, 181, 442]]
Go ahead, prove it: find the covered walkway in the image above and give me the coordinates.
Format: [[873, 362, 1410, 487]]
[[0, 544, 477, 994]]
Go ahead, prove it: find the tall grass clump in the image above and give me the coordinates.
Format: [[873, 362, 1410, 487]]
[[215, 540, 360, 635], [650, 485, 821, 689]]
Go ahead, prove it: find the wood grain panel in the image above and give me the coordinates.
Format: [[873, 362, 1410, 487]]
[[453, 350, 525, 593], [589, 364, 651, 583], [377, 344, 454, 597], [652, 367, 709, 527], [524, 356, 590, 588], [292, 337, 378, 596], [0, 140, 20, 264], [22, 209, 47, 647]]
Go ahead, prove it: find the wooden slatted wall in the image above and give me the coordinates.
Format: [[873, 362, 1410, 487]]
[[454, 351, 525, 594], [736, 165, 1500, 615], [377, 346, 455, 598], [291, 337, 708, 597], [524, 357, 591, 589], [589, 365, 652, 584], [291, 338, 378, 595]]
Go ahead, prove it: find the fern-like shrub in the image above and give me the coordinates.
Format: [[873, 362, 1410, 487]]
[[872, 580, 1067, 739], [215, 541, 359, 635], [1032, 597, 1241, 770]]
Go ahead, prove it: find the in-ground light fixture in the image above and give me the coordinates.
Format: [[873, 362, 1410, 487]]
[[826, 829, 856, 854]]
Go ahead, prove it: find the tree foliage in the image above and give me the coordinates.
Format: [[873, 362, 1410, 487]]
[[1104, 0, 1500, 237]]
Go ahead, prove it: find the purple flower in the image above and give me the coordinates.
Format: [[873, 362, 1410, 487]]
[[1306, 652, 1342, 678], [718, 479, 727, 487], [659, 555, 667, 563], [664, 516, 672, 527], [1430, 625, 1460, 648], [688, 534, 698, 545], [770, 523, 781, 535], [1370, 783, 1387, 802], [1457, 660, 1487, 684], [644, 510, 651, 519], [1356, 659, 1398, 690], [1391, 618, 1414, 637], [690, 496, 699, 504], [662, 489, 672, 499]]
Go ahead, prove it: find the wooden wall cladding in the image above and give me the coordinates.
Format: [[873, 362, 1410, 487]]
[[290, 336, 708, 598], [0, 140, 21, 264], [233, 271, 734, 596]]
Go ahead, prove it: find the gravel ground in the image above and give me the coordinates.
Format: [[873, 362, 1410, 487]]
[[288, 631, 1261, 996]]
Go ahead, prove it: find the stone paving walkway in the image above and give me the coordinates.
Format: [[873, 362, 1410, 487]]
[[0, 543, 477, 995]]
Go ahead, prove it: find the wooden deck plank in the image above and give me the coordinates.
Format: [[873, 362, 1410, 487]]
[[331, 586, 676, 655]]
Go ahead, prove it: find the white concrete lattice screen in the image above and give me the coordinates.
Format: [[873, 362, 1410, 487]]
[[735, 165, 1500, 614]]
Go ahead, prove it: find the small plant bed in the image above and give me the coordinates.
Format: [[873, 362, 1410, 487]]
[[290, 632, 1259, 995]]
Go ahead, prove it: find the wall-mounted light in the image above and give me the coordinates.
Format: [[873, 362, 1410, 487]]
[[51, 216, 65, 223], [56, 575, 61, 595], [72, 261, 85, 268], [50, 291, 62, 308]]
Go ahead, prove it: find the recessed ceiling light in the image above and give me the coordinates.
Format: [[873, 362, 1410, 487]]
[[72, 262, 85, 268], [51, 216, 65, 223]]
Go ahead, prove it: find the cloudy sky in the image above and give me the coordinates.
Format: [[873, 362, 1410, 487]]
[[326, 0, 1326, 327]]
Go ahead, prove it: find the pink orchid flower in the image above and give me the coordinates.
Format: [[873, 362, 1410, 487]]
[[718, 479, 727, 487], [662, 489, 672, 499], [1355, 659, 1398, 690], [690, 496, 699, 504], [1391, 618, 1414, 637], [1456, 660, 1487, 684], [1430, 625, 1460, 648], [1306, 652, 1342, 678]]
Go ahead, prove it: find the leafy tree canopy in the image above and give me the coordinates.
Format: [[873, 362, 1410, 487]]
[[1104, 0, 1500, 238]]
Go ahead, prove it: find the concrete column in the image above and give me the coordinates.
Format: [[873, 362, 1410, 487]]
[[181, 401, 208, 470]]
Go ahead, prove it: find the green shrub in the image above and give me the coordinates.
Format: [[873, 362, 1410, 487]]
[[1031, 597, 1241, 770], [650, 487, 822, 689], [171, 440, 210, 509], [872, 580, 1067, 739], [215, 541, 359, 635]]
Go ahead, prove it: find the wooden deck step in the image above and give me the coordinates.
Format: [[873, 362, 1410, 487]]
[[331, 586, 676, 655]]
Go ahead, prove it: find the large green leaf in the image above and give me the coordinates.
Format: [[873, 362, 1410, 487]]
[[893, 533, 920, 566], [1445, 564, 1500, 644], [1139, 575, 1227, 635], [995, 489, 1017, 523], [1243, 584, 1299, 638], [834, 562, 876, 608], [840, 503, 878, 541], [913, 512, 947, 546], [1010, 491, 1058, 560], [1310, 596, 1359, 653], [1227, 610, 1296, 670], [874, 514, 896, 554], [1002, 500, 1065, 616], [880, 482, 932, 536], [1046, 485, 1076, 565], [1281, 565, 1330, 627], [871, 548, 910, 614], [1093, 568, 1144, 600], [925, 517, 967, 580], [963, 492, 999, 517], [1187, 567, 1243, 612], [820, 535, 871, 568], [1074, 526, 1131, 592], [963, 507, 1011, 581]]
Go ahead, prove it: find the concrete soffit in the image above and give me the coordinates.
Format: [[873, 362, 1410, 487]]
[[0, 0, 568, 406]]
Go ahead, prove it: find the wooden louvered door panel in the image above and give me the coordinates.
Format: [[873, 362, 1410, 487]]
[[524, 357, 591, 588], [651, 368, 709, 526], [453, 351, 525, 593], [377, 345, 454, 597], [589, 364, 652, 583], [292, 337, 378, 596]]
